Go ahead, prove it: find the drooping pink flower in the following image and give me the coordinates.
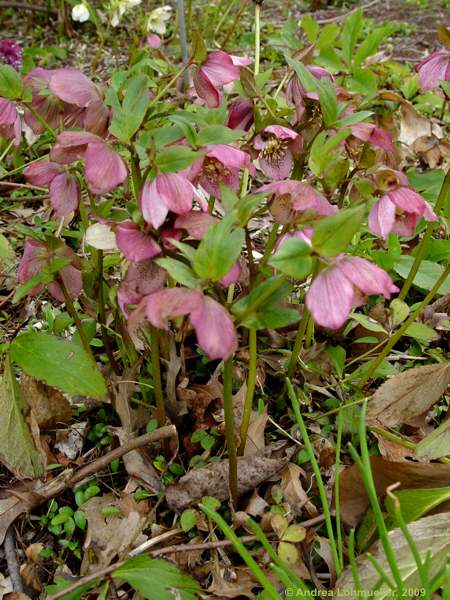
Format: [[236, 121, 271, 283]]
[[306, 255, 398, 329], [50, 131, 127, 196], [193, 50, 241, 108], [416, 50, 450, 92], [174, 211, 218, 239], [18, 239, 82, 302], [258, 180, 336, 223], [368, 169, 437, 239], [254, 125, 302, 179], [132, 287, 237, 360], [227, 97, 254, 131], [0, 98, 21, 147], [115, 220, 161, 261], [350, 123, 395, 152], [147, 33, 162, 48], [190, 144, 254, 198], [0, 39, 22, 70], [139, 173, 199, 229], [24, 159, 80, 217], [118, 260, 167, 316], [286, 65, 333, 124]]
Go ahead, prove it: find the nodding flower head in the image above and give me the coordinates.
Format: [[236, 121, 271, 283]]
[[416, 50, 450, 92], [368, 168, 437, 239], [193, 51, 242, 108], [0, 39, 22, 70], [0, 98, 21, 147], [254, 125, 302, 180]]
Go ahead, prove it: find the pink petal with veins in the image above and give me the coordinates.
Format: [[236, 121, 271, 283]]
[[338, 256, 399, 297], [116, 220, 161, 261], [24, 160, 63, 185], [174, 211, 218, 239], [49, 173, 80, 216], [368, 195, 396, 239], [85, 141, 128, 195], [306, 267, 355, 329]]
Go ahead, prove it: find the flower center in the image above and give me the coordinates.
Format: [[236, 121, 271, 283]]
[[260, 136, 286, 163], [202, 157, 230, 183]]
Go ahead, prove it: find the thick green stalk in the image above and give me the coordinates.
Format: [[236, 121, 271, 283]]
[[286, 379, 341, 576], [149, 63, 190, 106], [58, 276, 94, 361], [287, 305, 310, 378], [358, 262, 450, 387], [150, 327, 166, 427], [223, 357, 238, 508], [0, 140, 14, 164], [238, 328, 257, 455], [213, 0, 239, 37], [254, 1, 261, 77], [398, 167, 450, 300], [96, 250, 120, 375]]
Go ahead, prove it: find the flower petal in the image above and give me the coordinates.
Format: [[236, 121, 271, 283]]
[[193, 68, 221, 108], [139, 179, 169, 229], [49, 172, 80, 216], [116, 220, 161, 261], [306, 267, 355, 329], [368, 196, 396, 239], [85, 142, 128, 195], [174, 211, 218, 239], [49, 68, 99, 108], [157, 172, 195, 215], [190, 295, 237, 359], [24, 160, 63, 185], [338, 256, 399, 297]]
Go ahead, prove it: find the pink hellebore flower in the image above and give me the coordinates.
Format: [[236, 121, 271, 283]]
[[118, 260, 167, 316], [193, 50, 242, 108], [174, 211, 218, 240], [190, 144, 255, 198], [24, 160, 80, 217], [139, 172, 199, 229], [133, 287, 238, 360], [227, 97, 254, 131], [18, 239, 82, 302], [306, 256, 399, 330], [0, 98, 21, 147], [50, 131, 127, 196], [147, 33, 162, 49], [115, 220, 161, 262], [350, 123, 395, 153], [416, 50, 450, 92], [259, 180, 336, 224], [368, 169, 437, 239], [254, 125, 303, 180]]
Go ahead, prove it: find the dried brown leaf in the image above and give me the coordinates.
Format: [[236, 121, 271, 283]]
[[208, 567, 257, 599], [340, 456, 450, 526], [20, 375, 71, 429], [367, 362, 450, 427], [279, 463, 318, 517]]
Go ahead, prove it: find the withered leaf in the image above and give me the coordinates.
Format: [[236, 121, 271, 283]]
[[366, 362, 450, 427], [335, 513, 450, 598], [21, 374, 71, 429], [339, 456, 450, 526], [166, 449, 292, 512]]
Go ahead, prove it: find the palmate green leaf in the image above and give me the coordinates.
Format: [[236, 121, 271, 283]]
[[0, 355, 45, 479], [353, 25, 396, 67], [335, 512, 450, 598], [309, 129, 351, 177], [9, 332, 107, 400], [0, 64, 23, 99], [109, 75, 150, 143], [394, 256, 450, 294], [269, 238, 312, 279], [113, 555, 201, 600], [193, 212, 244, 281], [312, 205, 365, 257], [386, 487, 450, 525], [156, 146, 205, 173]]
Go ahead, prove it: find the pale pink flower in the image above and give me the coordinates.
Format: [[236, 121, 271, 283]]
[[118, 260, 167, 316], [147, 33, 162, 48], [306, 255, 398, 329], [193, 50, 241, 108], [132, 287, 237, 360], [24, 160, 80, 217], [174, 211, 218, 239], [18, 239, 82, 302], [227, 97, 254, 131], [286, 65, 333, 124], [139, 172, 199, 229], [0, 98, 21, 147], [190, 144, 254, 198], [416, 50, 450, 92], [254, 125, 302, 179], [258, 180, 336, 223], [350, 123, 395, 152], [50, 131, 127, 196], [115, 220, 161, 261], [368, 169, 437, 239]]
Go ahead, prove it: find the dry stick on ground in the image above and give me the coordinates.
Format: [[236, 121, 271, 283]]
[[47, 514, 327, 600], [0, 1, 56, 11], [0, 426, 177, 542], [3, 526, 24, 593]]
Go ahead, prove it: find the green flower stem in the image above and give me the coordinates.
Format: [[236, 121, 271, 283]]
[[348, 401, 404, 594], [287, 305, 310, 379], [334, 407, 344, 572], [96, 250, 120, 375], [254, 1, 261, 77], [149, 326, 166, 427], [398, 167, 450, 301], [200, 503, 282, 599], [223, 356, 238, 508], [129, 148, 143, 200], [259, 223, 280, 268], [57, 276, 94, 361], [286, 379, 341, 576], [149, 63, 190, 107], [213, 0, 239, 37], [0, 140, 14, 164], [24, 104, 56, 138], [238, 327, 257, 455], [358, 261, 450, 388], [348, 529, 362, 593]]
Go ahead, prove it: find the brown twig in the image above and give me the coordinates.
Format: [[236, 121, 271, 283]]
[[0, 1, 56, 12], [3, 527, 24, 593], [0, 181, 47, 192], [47, 513, 326, 600]]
